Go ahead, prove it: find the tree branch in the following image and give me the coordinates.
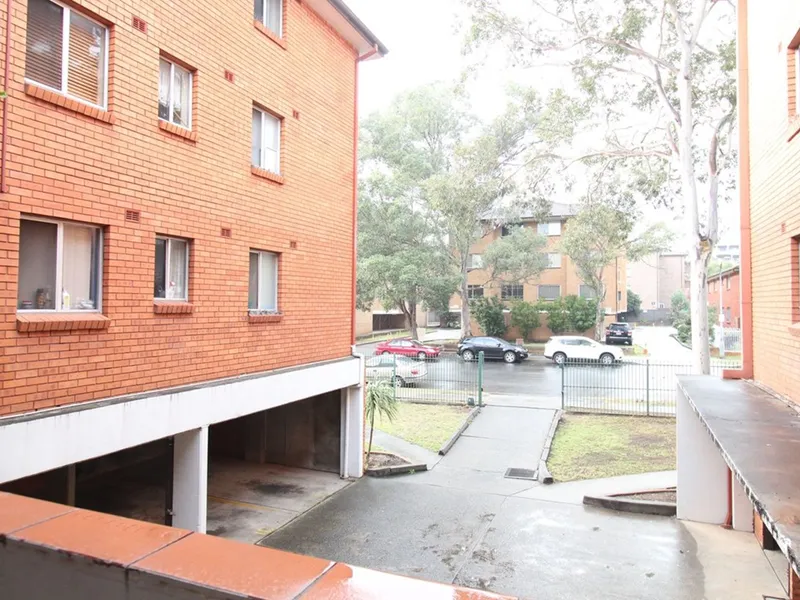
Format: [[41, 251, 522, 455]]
[[653, 66, 681, 126]]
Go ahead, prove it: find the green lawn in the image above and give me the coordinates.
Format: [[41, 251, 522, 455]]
[[374, 403, 472, 452], [547, 414, 676, 482]]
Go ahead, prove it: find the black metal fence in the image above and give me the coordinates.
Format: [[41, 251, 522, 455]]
[[560, 358, 743, 417], [364, 351, 483, 406]]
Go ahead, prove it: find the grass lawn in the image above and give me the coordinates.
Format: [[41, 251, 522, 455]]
[[547, 414, 675, 482], [373, 403, 472, 452], [622, 344, 648, 356]]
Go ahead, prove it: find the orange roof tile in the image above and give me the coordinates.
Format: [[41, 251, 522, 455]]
[[11, 508, 189, 566], [0, 492, 75, 535], [302, 563, 518, 600], [133, 532, 333, 599]]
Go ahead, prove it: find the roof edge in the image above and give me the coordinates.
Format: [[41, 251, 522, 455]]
[[327, 0, 389, 56]]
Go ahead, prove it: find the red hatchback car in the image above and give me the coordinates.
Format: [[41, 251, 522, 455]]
[[376, 338, 442, 360]]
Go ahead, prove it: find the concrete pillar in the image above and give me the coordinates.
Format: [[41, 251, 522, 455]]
[[341, 355, 365, 479], [676, 388, 729, 523], [66, 464, 76, 507], [731, 473, 754, 532], [172, 427, 208, 533], [244, 412, 268, 464]]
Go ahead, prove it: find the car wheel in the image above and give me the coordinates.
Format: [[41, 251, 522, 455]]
[[552, 352, 566, 365], [393, 376, 406, 388], [462, 349, 475, 362], [417, 351, 427, 360], [503, 351, 517, 364], [600, 353, 614, 366]]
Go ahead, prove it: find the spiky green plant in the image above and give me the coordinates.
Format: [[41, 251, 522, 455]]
[[365, 380, 398, 460]]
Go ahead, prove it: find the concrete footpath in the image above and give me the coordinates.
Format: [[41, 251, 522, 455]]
[[260, 406, 786, 600]]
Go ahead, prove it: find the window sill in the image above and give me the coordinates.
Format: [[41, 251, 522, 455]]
[[789, 323, 800, 338], [159, 120, 197, 142], [248, 312, 283, 324], [16, 312, 110, 333], [251, 166, 285, 185], [153, 301, 194, 315], [789, 115, 800, 142], [25, 83, 115, 125], [254, 20, 287, 50]]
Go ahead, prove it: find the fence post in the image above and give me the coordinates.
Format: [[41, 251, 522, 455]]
[[560, 362, 565, 410], [646, 359, 650, 417], [478, 351, 484, 407], [392, 354, 397, 403]]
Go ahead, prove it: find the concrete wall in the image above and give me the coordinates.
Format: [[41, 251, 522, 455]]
[[628, 254, 688, 311]]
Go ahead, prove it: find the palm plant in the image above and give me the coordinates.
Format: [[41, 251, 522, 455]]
[[365, 380, 398, 460]]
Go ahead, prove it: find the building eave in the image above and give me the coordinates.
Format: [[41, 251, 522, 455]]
[[304, 0, 388, 58]]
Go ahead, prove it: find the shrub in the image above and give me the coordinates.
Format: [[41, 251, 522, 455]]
[[510, 301, 541, 341], [543, 298, 570, 335], [471, 296, 507, 338], [564, 295, 598, 333]]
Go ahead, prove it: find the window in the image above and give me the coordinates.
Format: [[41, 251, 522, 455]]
[[18, 218, 102, 311], [579, 285, 596, 299], [538, 285, 560, 301], [154, 237, 189, 301], [158, 58, 192, 129], [467, 285, 484, 299], [469, 254, 483, 269], [501, 284, 523, 300], [726, 276, 731, 290], [254, 0, 283, 36], [546, 253, 562, 269], [618, 290, 622, 302], [25, 0, 108, 108], [501, 223, 521, 237], [252, 107, 281, 174], [248, 250, 278, 312], [537, 221, 562, 236]]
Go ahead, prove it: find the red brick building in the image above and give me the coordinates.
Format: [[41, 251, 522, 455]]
[[0, 0, 385, 533], [707, 265, 741, 328]]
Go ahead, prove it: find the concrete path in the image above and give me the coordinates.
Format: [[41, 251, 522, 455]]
[[516, 470, 677, 505], [369, 429, 442, 469]]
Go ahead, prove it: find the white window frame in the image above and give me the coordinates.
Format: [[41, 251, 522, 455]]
[[159, 58, 192, 129], [18, 216, 103, 313], [24, 0, 109, 110], [469, 254, 483, 269], [155, 236, 190, 302], [249, 250, 279, 313], [501, 284, 524, 301], [538, 221, 562, 236], [253, 107, 281, 174], [547, 253, 562, 269], [256, 0, 283, 37]]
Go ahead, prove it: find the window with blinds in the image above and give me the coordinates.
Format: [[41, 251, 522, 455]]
[[25, 0, 108, 108]]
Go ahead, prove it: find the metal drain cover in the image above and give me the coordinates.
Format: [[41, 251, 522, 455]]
[[505, 468, 537, 480]]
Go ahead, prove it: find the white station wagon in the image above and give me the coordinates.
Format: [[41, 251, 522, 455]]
[[544, 336, 624, 366]]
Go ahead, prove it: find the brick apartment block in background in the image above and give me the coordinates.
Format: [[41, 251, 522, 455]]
[[0, 0, 386, 534], [707, 265, 741, 328]]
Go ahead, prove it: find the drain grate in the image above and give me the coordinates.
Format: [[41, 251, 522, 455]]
[[505, 468, 537, 481]]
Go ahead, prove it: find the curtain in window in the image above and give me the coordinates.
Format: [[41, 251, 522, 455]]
[[172, 65, 191, 128], [264, 0, 282, 34], [67, 11, 105, 105], [248, 253, 259, 309], [25, 0, 63, 90], [18, 220, 58, 310], [259, 253, 277, 311], [167, 240, 188, 300], [158, 59, 171, 120], [252, 109, 263, 167], [62, 225, 95, 310]]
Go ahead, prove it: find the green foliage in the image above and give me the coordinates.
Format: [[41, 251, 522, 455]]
[[482, 227, 549, 284], [543, 298, 570, 336], [627, 290, 642, 315], [672, 296, 717, 346], [365, 381, 398, 458], [440, 312, 460, 329], [565, 295, 599, 333], [707, 260, 736, 276], [510, 301, 541, 341], [471, 296, 507, 338], [670, 291, 690, 325]]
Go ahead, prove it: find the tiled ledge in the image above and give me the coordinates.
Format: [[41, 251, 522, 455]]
[[251, 166, 285, 185], [254, 20, 287, 49], [25, 83, 115, 124], [248, 312, 283, 324], [154, 302, 194, 315], [159, 119, 197, 142], [16, 312, 110, 333]]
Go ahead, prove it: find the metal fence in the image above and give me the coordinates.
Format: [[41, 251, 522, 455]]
[[713, 327, 742, 353], [560, 358, 743, 417], [364, 351, 483, 406]]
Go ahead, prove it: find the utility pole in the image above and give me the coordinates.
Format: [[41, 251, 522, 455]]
[[718, 262, 725, 359]]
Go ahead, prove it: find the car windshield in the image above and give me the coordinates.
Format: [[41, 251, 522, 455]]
[[611, 324, 630, 330]]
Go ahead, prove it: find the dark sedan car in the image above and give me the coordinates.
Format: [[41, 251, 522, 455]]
[[605, 322, 633, 345], [457, 337, 529, 363]]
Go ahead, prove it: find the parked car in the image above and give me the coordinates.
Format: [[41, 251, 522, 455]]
[[376, 338, 442, 360], [457, 337, 529, 364], [605, 322, 633, 345], [365, 354, 428, 387], [544, 336, 624, 366]]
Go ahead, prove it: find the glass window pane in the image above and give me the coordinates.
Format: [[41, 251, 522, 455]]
[[254, 0, 265, 21], [25, 0, 64, 90], [167, 239, 188, 300], [158, 59, 171, 121], [248, 252, 259, 310], [264, 148, 279, 174], [18, 220, 58, 310], [62, 225, 97, 310], [252, 109, 263, 167], [264, 113, 280, 152], [67, 11, 106, 106], [154, 238, 166, 298], [259, 252, 277, 311], [172, 64, 191, 128], [551, 222, 562, 236], [265, 0, 282, 34]]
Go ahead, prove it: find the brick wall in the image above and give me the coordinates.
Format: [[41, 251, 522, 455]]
[[0, 0, 359, 415], [746, 2, 800, 402], [707, 270, 741, 328]]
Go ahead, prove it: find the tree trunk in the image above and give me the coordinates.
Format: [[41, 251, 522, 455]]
[[401, 301, 418, 341], [594, 274, 606, 341], [459, 263, 472, 339], [367, 411, 375, 460]]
